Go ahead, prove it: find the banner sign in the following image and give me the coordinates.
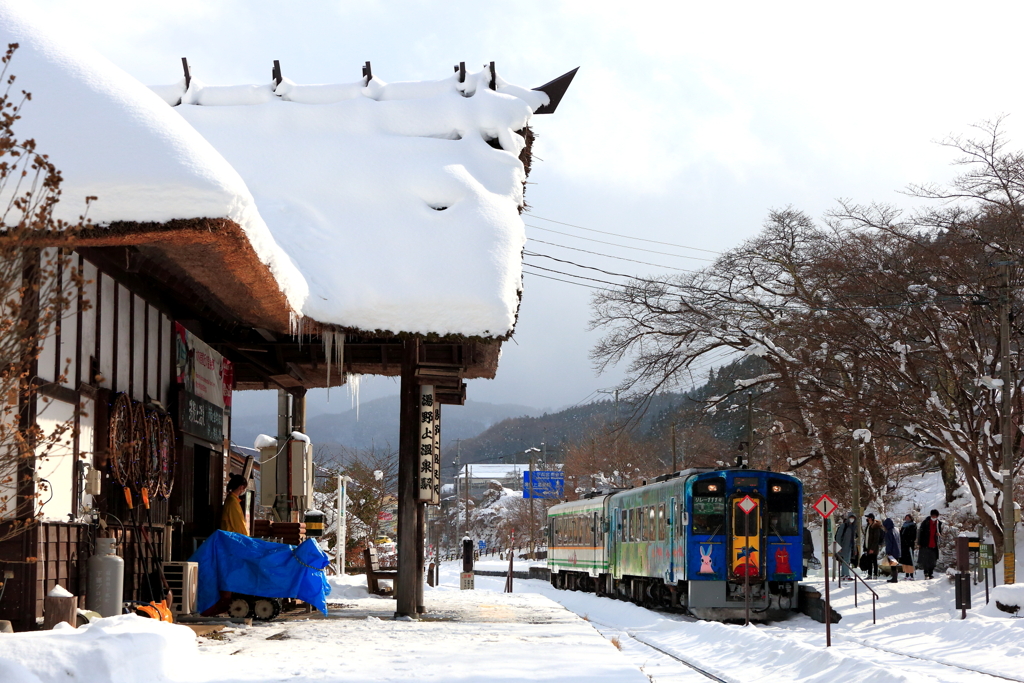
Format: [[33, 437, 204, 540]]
[[178, 390, 224, 443], [417, 385, 441, 504], [174, 322, 233, 409]]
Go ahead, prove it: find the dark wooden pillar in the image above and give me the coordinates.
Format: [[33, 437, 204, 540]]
[[395, 337, 420, 617], [416, 503, 425, 612]]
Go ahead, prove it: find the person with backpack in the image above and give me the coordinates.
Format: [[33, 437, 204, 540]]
[[917, 509, 943, 579]]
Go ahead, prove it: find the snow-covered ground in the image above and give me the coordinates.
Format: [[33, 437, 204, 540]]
[[4, 563, 1022, 683], [465, 565, 1024, 682]]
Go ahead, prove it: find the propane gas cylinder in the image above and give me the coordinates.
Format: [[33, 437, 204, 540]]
[[86, 537, 124, 617]]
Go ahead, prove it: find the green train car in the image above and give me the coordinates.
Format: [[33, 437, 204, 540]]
[[547, 467, 803, 621]]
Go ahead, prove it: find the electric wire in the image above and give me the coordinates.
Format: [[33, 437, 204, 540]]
[[525, 251, 686, 282], [525, 224, 717, 261], [528, 214, 722, 254], [527, 237, 694, 272]]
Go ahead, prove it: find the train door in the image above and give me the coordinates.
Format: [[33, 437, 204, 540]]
[[730, 495, 763, 578], [610, 506, 621, 578], [668, 496, 676, 582]]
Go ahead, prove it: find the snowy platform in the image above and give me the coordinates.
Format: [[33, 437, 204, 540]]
[[0, 587, 646, 683]]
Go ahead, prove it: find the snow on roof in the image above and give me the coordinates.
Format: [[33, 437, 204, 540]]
[[0, 2, 308, 312], [155, 66, 547, 338]]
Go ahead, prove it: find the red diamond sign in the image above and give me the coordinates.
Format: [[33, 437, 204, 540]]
[[814, 493, 838, 519], [738, 495, 758, 514]]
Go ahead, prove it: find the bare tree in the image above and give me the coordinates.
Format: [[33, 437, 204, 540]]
[[0, 44, 90, 543]]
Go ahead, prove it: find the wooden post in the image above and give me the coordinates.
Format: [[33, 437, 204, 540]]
[[395, 337, 420, 618], [416, 502, 425, 613], [823, 523, 832, 647], [43, 590, 77, 629]]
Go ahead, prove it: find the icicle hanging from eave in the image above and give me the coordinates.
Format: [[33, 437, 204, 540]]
[[323, 330, 345, 400], [347, 372, 361, 421]]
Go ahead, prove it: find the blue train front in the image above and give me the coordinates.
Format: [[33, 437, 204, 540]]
[[547, 468, 803, 621]]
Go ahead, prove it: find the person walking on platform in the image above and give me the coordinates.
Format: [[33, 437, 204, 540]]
[[882, 518, 901, 584], [864, 513, 883, 578], [917, 509, 943, 579], [899, 514, 917, 580], [834, 513, 857, 579]]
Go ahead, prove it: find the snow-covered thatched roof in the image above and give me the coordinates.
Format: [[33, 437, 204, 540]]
[[2, 1, 562, 343], [152, 64, 547, 339]]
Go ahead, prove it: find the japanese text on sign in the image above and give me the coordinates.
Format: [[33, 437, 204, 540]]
[[417, 385, 440, 504]]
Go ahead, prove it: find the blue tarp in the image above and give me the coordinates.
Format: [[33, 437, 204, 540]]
[[189, 530, 331, 615]]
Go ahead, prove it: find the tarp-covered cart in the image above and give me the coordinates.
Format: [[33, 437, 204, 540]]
[[189, 530, 331, 621]]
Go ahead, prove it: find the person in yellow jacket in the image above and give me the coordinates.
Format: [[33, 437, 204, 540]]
[[221, 474, 249, 535]]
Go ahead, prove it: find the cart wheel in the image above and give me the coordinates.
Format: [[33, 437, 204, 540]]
[[252, 597, 281, 622], [228, 597, 252, 619]]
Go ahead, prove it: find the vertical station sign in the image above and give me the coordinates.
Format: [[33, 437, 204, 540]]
[[418, 385, 441, 504]]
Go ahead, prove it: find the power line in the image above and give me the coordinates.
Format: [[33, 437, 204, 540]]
[[525, 251, 681, 283], [523, 264, 624, 288], [528, 237, 693, 272], [529, 214, 722, 254], [522, 269, 612, 291], [525, 224, 717, 262]]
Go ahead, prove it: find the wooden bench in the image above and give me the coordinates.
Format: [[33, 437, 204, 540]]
[[363, 545, 397, 595]]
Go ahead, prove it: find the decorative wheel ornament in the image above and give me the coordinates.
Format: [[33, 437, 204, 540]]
[[130, 401, 147, 493], [142, 407, 162, 495], [158, 414, 175, 499], [109, 393, 134, 489]]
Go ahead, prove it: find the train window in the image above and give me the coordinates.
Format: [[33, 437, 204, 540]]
[[678, 500, 686, 537], [647, 507, 656, 541], [692, 477, 726, 535], [626, 509, 633, 542], [767, 478, 800, 537], [620, 510, 626, 542], [658, 503, 666, 541]]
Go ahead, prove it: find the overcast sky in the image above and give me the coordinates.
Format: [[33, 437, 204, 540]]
[[32, 0, 1024, 416]]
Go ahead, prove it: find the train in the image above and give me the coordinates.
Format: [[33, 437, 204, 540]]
[[546, 467, 803, 621]]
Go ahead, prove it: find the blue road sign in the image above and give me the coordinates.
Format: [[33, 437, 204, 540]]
[[523, 471, 564, 499], [478, 540, 487, 551]]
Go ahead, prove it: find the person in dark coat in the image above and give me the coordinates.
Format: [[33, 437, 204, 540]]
[[834, 513, 857, 578], [917, 509, 943, 579], [864, 513, 883, 578], [899, 514, 917, 579], [882, 518, 901, 583], [802, 526, 815, 577]]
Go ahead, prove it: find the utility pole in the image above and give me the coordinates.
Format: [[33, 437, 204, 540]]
[[464, 462, 470, 539], [671, 423, 677, 472], [529, 452, 535, 559], [852, 432, 864, 557], [744, 393, 754, 468], [1000, 263, 1016, 584], [336, 474, 350, 575]]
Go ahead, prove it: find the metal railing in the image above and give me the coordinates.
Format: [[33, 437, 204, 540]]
[[832, 552, 879, 624]]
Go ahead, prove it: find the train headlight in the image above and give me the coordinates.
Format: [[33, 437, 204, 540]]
[[707, 484, 718, 492], [771, 485, 782, 493]]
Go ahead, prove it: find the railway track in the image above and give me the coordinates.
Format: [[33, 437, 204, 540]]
[[585, 615, 731, 683]]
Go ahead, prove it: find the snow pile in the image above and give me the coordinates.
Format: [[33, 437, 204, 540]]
[[326, 573, 373, 601], [983, 584, 1024, 617], [159, 66, 548, 338], [0, 2, 307, 313], [0, 614, 198, 683]]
